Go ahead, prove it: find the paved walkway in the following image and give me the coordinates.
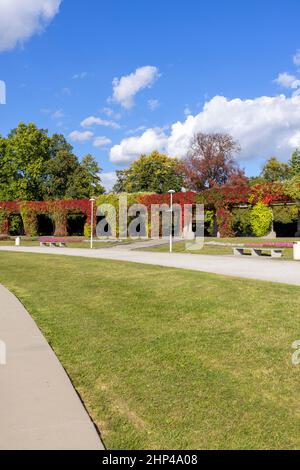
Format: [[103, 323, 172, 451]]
[[1, 245, 300, 286], [0, 284, 104, 450]]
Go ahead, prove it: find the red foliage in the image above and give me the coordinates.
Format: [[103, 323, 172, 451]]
[[0, 199, 91, 236], [216, 207, 235, 237], [138, 192, 197, 208]]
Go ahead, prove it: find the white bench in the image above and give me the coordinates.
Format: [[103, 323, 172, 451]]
[[39, 238, 66, 248], [233, 247, 283, 258]]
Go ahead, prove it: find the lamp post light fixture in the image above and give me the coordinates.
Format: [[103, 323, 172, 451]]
[[168, 190, 175, 253], [90, 197, 96, 249]]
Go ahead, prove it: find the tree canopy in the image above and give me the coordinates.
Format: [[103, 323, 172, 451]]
[[0, 123, 104, 201], [261, 157, 291, 182], [113, 151, 183, 194], [180, 132, 244, 191]]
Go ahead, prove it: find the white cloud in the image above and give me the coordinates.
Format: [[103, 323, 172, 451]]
[[69, 130, 93, 142], [110, 94, 300, 164], [112, 65, 159, 108], [184, 106, 192, 116], [148, 99, 160, 111], [110, 128, 168, 164], [93, 136, 112, 147], [101, 172, 117, 192], [80, 115, 121, 129], [0, 0, 61, 52], [274, 72, 300, 89], [293, 50, 300, 66]]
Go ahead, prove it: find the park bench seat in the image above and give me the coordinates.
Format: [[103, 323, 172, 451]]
[[39, 237, 67, 248], [233, 247, 283, 258]]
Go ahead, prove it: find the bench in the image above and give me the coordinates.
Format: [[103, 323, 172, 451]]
[[39, 237, 67, 248], [233, 247, 283, 258]]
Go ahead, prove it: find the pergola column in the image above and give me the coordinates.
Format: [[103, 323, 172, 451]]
[[295, 209, 300, 237]]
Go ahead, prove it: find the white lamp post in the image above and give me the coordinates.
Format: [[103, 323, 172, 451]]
[[168, 190, 175, 253], [90, 197, 96, 249]]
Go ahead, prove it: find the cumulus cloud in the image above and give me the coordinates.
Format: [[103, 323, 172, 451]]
[[0, 0, 61, 52], [110, 94, 300, 165], [101, 172, 117, 192], [93, 136, 112, 147], [274, 72, 300, 90], [80, 115, 120, 129], [112, 66, 159, 108], [69, 130, 93, 142], [110, 128, 168, 164]]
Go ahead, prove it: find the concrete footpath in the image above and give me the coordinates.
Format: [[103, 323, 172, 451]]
[[0, 284, 104, 450], [0, 245, 300, 286]]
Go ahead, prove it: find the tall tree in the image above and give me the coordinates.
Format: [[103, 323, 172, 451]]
[[0, 123, 105, 201], [181, 132, 243, 190], [261, 156, 291, 182], [289, 149, 300, 176], [0, 123, 51, 200], [44, 134, 80, 199], [113, 151, 183, 194], [66, 154, 105, 198]]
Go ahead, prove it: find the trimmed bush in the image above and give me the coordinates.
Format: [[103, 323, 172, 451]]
[[250, 203, 273, 237]]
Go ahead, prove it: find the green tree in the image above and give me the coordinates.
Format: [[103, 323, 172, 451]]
[[261, 157, 291, 182], [66, 154, 105, 198], [113, 151, 183, 194], [113, 170, 128, 193], [44, 134, 80, 199], [0, 123, 51, 200], [289, 149, 300, 176]]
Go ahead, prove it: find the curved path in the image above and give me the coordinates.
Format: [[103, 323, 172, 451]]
[[0, 284, 104, 450], [0, 245, 300, 286]]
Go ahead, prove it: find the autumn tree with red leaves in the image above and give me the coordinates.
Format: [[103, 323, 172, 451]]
[[181, 132, 245, 191]]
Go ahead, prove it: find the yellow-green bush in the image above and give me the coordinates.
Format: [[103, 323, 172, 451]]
[[250, 203, 273, 237]]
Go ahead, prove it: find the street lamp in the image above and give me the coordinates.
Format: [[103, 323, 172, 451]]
[[89, 197, 96, 249], [168, 190, 175, 253]]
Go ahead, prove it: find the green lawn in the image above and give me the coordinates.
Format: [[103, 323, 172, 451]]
[[145, 237, 300, 259], [0, 252, 300, 449]]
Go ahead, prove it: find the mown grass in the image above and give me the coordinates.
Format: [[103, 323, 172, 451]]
[[0, 251, 300, 449]]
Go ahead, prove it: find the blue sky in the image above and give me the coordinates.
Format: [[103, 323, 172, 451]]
[[1, 0, 300, 190]]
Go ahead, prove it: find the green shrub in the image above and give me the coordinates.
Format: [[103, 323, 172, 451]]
[[9, 214, 23, 235], [272, 205, 298, 224], [250, 203, 273, 237], [84, 223, 91, 238], [232, 208, 252, 236], [205, 210, 214, 235]]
